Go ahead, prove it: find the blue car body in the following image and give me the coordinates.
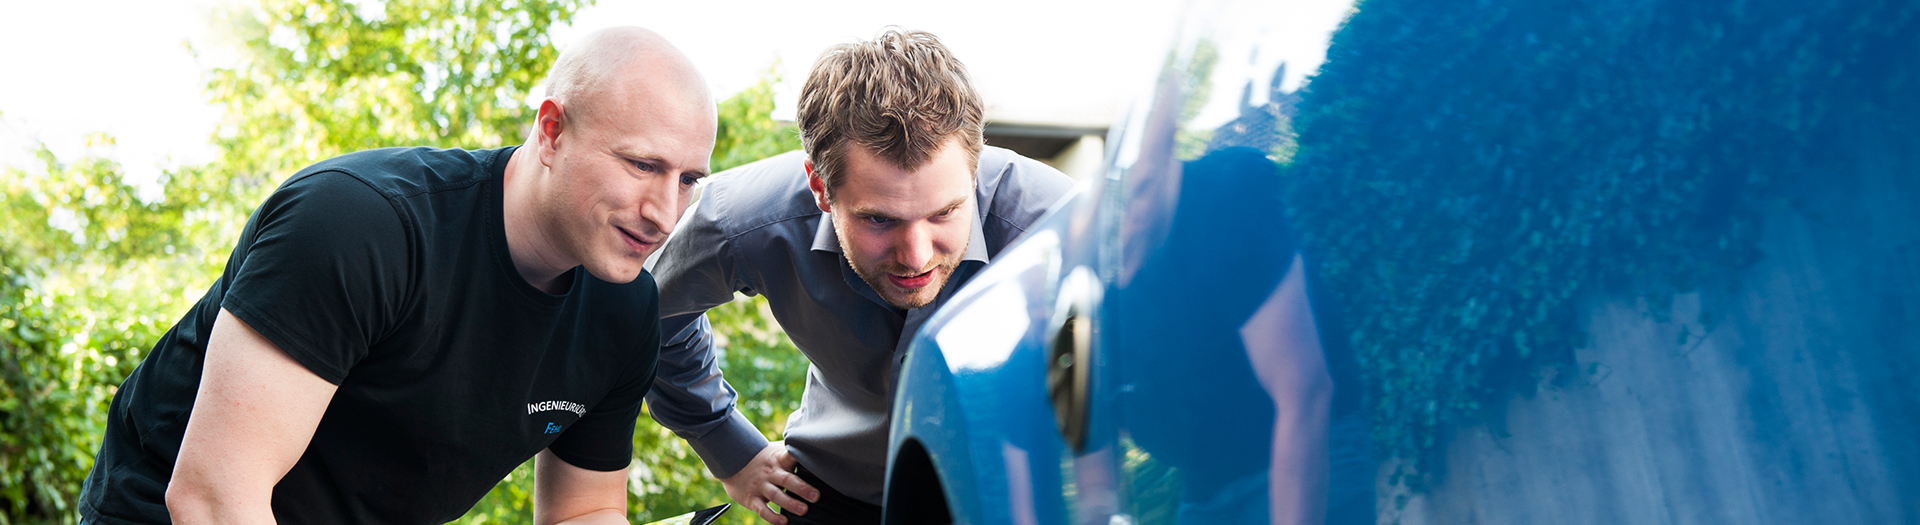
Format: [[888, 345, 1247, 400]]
[[881, 3, 1374, 523]]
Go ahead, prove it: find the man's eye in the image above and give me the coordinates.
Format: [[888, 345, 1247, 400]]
[[936, 207, 956, 217], [680, 174, 700, 186], [865, 216, 893, 225], [632, 161, 656, 172]]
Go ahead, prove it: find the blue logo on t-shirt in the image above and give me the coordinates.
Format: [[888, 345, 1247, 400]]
[[544, 422, 563, 434]]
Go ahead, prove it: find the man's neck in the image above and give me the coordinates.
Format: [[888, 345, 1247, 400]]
[[500, 144, 574, 294]]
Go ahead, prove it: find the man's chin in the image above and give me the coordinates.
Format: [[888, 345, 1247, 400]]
[[878, 274, 950, 310], [881, 293, 935, 310], [582, 260, 645, 285]]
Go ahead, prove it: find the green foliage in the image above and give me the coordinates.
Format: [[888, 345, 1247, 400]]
[[1118, 436, 1182, 525], [1287, 0, 1920, 490], [712, 68, 802, 173], [452, 461, 538, 524], [204, 0, 584, 182], [0, 136, 210, 523], [1170, 40, 1219, 161], [626, 294, 808, 524]]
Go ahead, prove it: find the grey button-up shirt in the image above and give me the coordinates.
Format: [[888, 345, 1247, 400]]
[[644, 147, 1074, 505]]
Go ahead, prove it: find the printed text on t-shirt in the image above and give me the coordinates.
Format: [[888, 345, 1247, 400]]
[[527, 400, 587, 416]]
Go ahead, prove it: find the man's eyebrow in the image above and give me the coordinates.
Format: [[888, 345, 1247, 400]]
[[849, 206, 902, 221], [936, 195, 969, 213], [850, 196, 969, 220], [614, 150, 707, 177]]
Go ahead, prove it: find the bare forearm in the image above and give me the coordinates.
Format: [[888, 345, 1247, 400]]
[[551, 508, 629, 525], [1268, 396, 1331, 525], [534, 450, 632, 525], [164, 481, 278, 525], [1243, 254, 1335, 524], [169, 309, 335, 525]]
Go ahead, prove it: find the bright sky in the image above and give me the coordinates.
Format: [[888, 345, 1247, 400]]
[[0, 0, 1353, 198]]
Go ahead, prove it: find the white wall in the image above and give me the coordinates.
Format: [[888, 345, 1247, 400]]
[[1040, 135, 1106, 181]]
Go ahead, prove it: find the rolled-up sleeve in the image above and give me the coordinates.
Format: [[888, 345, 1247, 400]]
[[644, 188, 773, 478]]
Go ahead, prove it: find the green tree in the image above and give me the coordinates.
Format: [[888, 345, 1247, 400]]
[[203, 0, 584, 196], [711, 68, 801, 173], [0, 134, 204, 523]]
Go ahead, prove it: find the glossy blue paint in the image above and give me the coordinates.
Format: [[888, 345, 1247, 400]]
[[889, 194, 1086, 525], [882, 2, 1369, 523]]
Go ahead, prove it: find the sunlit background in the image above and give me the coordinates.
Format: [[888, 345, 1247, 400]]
[[0, 0, 1355, 190]]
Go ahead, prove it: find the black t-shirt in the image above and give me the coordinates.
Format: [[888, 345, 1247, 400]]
[[79, 146, 659, 524]]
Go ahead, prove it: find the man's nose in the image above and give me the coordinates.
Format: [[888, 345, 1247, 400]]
[[894, 222, 934, 272], [639, 176, 683, 238]]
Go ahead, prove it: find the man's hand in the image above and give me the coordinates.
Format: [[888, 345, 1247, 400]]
[[719, 442, 818, 525]]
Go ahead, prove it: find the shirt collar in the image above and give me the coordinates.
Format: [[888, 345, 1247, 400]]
[[811, 206, 992, 264]]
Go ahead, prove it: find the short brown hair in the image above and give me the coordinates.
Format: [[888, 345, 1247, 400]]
[[797, 28, 985, 200]]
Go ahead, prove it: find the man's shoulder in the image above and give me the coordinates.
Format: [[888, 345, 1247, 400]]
[[975, 146, 1077, 235], [698, 150, 821, 237], [247, 146, 514, 276], [289, 146, 509, 199]]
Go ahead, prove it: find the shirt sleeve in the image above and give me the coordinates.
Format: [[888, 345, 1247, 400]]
[[547, 274, 662, 472], [220, 170, 411, 385], [644, 189, 774, 478], [647, 313, 772, 478]]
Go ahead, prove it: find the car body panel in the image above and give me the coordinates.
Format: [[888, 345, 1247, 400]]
[[883, 0, 1375, 523]]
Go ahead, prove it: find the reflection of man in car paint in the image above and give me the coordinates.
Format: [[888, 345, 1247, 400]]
[[1113, 145, 1373, 524], [645, 29, 1075, 525]]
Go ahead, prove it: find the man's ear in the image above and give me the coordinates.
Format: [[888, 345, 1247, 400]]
[[804, 159, 832, 213], [534, 99, 566, 168]]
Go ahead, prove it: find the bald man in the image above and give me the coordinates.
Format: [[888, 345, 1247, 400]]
[[77, 27, 714, 525]]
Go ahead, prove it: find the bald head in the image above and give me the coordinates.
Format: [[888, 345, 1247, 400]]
[[502, 26, 716, 289], [543, 26, 713, 131]]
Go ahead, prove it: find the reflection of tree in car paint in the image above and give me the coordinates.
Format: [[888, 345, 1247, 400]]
[[1205, 63, 1301, 163]]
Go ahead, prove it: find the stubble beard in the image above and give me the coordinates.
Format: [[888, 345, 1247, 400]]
[[534, 164, 639, 285], [533, 176, 591, 269], [839, 227, 966, 311]]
